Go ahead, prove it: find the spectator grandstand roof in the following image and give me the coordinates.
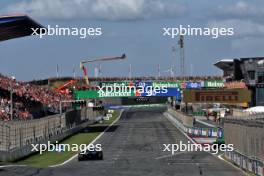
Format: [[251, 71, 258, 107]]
[[214, 59, 234, 70], [0, 14, 43, 41]]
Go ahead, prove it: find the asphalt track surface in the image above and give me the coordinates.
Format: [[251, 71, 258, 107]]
[[0, 107, 245, 176]]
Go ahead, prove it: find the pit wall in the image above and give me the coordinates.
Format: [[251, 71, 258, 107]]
[[167, 107, 194, 127], [166, 107, 223, 139], [0, 107, 101, 162], [232, 109, 250, 117]]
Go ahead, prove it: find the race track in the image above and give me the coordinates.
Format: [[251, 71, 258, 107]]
[[0, 107, 245, 176]]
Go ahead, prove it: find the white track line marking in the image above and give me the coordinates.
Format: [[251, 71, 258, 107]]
[[0, 164, 27, 168], [50, 110, 124, 168], [217, 154, 249, 175], [155, 151, 190, 160]]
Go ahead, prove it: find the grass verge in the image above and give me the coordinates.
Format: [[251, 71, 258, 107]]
[[15, 110, 121, 167]]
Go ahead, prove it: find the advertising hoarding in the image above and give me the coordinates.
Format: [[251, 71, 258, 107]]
[[138, 88, 181, 97], [74, 90, 99, 99], [99, 81, 132, 86], [183, 89, 251, 103], [204, 80, 224, 88], [152, 82, 180, 88], [100, 80, 222, 89], [224, 82, 246, 89], [185, 82, 202, 89], [74, 87, 181, 99]]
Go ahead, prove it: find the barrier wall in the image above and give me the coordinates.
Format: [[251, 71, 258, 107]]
[[224, 116, 264, 175], [225, 150, 264, 176], [168, 107, 194, 127], [232, 109, 250, 117], [168, 107, 264, 175], [166, 108, 223, 138], [224, 118, 264, 160], [0, 107, 101, 161], [0, 120, 91, 162]]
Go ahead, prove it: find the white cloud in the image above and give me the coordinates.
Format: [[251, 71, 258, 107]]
[[207, 18, 264, 55], [3, 0, 186, 20], [207, 19, 264, 37], [230, 37, 264, 56], [214, 1, 264, 20]]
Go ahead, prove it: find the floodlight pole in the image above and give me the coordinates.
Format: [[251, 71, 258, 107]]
[[9, 76, 15, 121], [10, 83, 13, 121]]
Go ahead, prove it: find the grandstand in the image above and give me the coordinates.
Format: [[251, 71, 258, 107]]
[[0, 15, 72, 121], [0, 14, 43, 41], [0, 74, 72, 121]]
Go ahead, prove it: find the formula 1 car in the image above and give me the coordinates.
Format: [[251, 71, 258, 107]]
[[78, 150, 103, 161]]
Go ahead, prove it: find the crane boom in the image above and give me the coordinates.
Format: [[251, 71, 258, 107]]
[[55, 79, 77, 93], [81, 54, 126, 64], [80, 54, 126, 85]]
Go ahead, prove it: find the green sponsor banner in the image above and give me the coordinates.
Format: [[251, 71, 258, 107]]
[[74, 90, 99, 99], [74, 90, 135, 99], [98, 91, 134, 98], [204, 80, 224, 88], [152, 82, 180, 88]]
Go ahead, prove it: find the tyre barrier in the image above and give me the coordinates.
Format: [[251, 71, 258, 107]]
[[225, 150, 264, 176]]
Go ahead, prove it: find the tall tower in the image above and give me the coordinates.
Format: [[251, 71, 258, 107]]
[[94, 66, 99, 78], [178, 35, 185, 76], [172, 45, 176, 77], [73, 66, 76, 78], [129, 64, 132, 79], [99, 64, 102, 77], [157, 64, 161, 78]]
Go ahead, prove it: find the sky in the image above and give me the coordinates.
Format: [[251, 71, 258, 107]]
[[1, 0, 264, 81]]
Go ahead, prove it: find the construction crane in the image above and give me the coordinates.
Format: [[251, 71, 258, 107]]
[[80, 54, 126, 85], [55, 79, 77, 94]]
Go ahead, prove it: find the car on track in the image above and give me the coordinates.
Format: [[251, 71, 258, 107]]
[[78, 150, 103, 161]]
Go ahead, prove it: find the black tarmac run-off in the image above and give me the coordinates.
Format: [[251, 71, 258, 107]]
[[0, 107, 245, 176]]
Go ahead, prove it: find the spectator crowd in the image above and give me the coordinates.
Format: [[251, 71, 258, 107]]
[[0, 74, 72, 121], [0, 98, 30, 121]]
